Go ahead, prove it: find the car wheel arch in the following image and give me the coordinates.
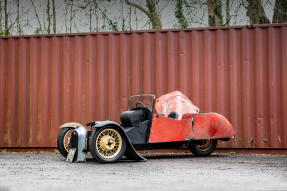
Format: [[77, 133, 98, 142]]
[[91, 123, 146, 162]]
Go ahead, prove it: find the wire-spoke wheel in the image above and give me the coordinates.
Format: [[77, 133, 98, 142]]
[[57, 128, 74, 158], [188, 139, 217, 156], [90, 126, 126, 163]]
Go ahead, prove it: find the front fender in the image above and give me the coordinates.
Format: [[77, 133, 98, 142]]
[[72, 125, 88, 162], [60, 122, 84, 129], [93, 121, 146, 161], [93, 120, 121, 128], [58, 122, 87, 162]]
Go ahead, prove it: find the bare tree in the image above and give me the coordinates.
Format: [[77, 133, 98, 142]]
[[93, 0, 118, 31], [121, 0, 126, 30], [64, 0, 68, 33], [4, 0, 9, 35], [0, 0, 2, 34], [70, 0, 74, 33], [52, 0, 56, 33], [88, 5, 92, 32], [92, 0, 99, 31], [79, 0, 98, 32], [245, 0, 270, 24], [31, 0, 43, 34], [273, 0, 287, 23], [126, 0, 162, 29], [207, 0, 223, 26], [128, 4, 132, 30], [46, 0, 51, 34], [225, 0, 231, 26], [16, 0, 22, 34], [179, 1, 207, 27]]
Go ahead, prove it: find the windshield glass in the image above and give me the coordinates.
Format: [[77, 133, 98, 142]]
[[128, 94, 155, 111], [155, 91, 199, 119]]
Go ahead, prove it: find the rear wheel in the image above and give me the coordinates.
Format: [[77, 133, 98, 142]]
[[89, 126, 126, 163], [57, 127, 74, 158], [188, 139, 217, 156]]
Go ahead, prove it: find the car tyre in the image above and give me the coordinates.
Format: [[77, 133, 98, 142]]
[[188, 139, 217, 156], [57, 127, 74, 158], [89, 126, 126, 163]]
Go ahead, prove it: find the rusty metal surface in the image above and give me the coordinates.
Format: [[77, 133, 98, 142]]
[[0, 24, 286, 148]]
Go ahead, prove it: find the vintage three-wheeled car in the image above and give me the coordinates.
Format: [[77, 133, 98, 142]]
[[57, 91, 235, 163]]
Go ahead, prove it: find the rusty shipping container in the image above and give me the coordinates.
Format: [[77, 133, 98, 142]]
[[0, 24, 286, 149]]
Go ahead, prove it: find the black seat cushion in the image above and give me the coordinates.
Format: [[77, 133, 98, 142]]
[[168, 111, 179, 119], [120, 109, 146, 127]]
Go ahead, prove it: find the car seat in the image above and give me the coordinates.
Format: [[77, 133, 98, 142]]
[[167, 111, 179, 119], [120, 107, 152, 127]]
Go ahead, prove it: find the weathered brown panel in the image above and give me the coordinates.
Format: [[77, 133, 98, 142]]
[[0, 24, 286, 148]]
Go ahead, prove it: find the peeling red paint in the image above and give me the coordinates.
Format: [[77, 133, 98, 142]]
[[149, 92, 235, 143]]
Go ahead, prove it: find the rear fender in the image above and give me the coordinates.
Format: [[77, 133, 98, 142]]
[[94, 121, 146, 161], [185, 113, 235, 140]]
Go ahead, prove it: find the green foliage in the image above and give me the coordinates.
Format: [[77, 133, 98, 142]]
[[3, 28, 10, 36], [175, 0, 188, 28], [214, 1, 223, 22], [108, 20, 119, 31], [18, 28, 24, 35], [272, 0, 287, 23], [34, 27, 42, 35]]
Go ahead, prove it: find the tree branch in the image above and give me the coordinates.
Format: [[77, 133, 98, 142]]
[[96, 5, 118, 31], [125, 0, 151, 18], [30, 0, 42, 33]]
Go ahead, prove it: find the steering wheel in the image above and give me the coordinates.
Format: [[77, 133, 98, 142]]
[[135, 101, 146, 108]]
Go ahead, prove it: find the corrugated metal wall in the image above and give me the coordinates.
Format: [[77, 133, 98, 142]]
[[0, 24, 286, 148]]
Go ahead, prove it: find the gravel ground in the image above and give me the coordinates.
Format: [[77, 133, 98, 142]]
[[0, 152, 286, 191]]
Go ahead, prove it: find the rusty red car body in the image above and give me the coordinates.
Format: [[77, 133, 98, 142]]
[[149, 112, 234, 142], [150, 91, 234, 143]]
